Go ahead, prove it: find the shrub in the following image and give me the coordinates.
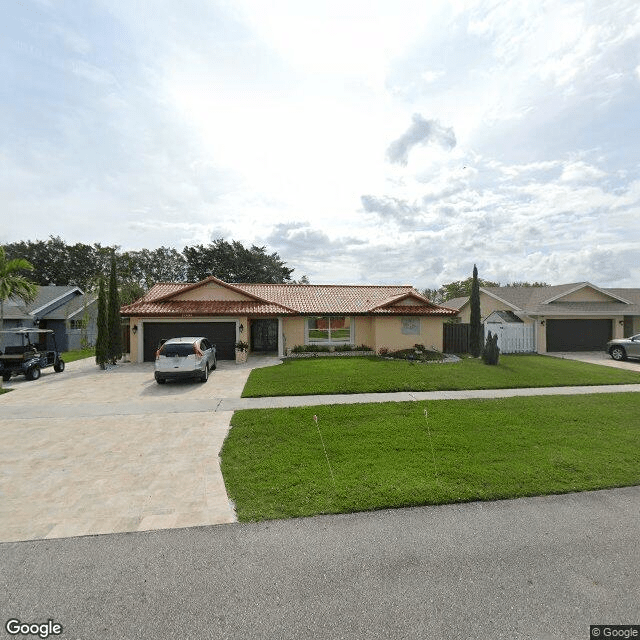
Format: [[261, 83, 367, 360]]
[[482, 331, 500, 365], [378, 346, 389, 356], [291, 344, 331, 353]]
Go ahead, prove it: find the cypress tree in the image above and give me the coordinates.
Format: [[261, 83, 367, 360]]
[[95, 276, 108, 369], [469, 264, 482, 357], [107, 254, 123, 364]]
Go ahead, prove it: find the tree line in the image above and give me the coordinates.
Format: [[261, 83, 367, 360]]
[[2, 236, 296, 304], [423, 277, 549, 303]]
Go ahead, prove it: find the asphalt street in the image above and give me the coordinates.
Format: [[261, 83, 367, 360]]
[[2, 486, 639, 640]]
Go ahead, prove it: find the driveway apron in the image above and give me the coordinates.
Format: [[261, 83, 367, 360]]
[[0, 356, 279, 543]]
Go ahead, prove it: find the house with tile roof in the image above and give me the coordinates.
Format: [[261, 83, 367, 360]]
[[449, 282, 640, 353], [121, 276, 459, 362]]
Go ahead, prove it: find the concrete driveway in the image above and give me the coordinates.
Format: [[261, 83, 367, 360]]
[[0, 355, 280, 543], [547, 350, 640, 371]]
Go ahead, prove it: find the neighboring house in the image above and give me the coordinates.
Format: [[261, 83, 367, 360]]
[[451, 282, 640, 353], [120, 275, 459, 362], [0, 286, 98, 351]]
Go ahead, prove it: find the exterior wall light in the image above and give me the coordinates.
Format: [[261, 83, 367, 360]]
[[132, 324, 138, 335], [239, 323, 244, 333]]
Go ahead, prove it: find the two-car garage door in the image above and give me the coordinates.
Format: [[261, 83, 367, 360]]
[[143, 322, 237, 361], [546, 319, 612, 352]]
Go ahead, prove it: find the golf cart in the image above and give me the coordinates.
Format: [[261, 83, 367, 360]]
[[0, 328, 65, 381]]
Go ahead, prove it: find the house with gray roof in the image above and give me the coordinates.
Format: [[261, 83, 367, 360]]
[[453, 282, 640, 353], [1, 286, 97, 351]]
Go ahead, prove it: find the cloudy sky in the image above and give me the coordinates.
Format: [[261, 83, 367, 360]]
[[2, 0, 640, 288]]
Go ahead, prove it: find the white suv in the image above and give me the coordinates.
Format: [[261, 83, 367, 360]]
[[154, 337, 217, 384]]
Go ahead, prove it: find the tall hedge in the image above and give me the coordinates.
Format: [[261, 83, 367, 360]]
[[95, 277, 108, 368], [107, 254, 123, 364], [469, 264, 482, 357]]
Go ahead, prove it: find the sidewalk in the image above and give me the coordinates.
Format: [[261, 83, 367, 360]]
[[221, 383, 640, 410]]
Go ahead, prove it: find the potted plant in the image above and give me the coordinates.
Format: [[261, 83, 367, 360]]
[[235, 340, 249, 364]]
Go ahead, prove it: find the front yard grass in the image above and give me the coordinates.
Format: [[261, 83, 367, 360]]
[[221, 394, 640, 522], [242, 355, 640, 397], [62, 348, 94, 363]]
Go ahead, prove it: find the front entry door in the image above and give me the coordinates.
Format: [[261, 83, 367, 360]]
[[251, 319, 278, 352]]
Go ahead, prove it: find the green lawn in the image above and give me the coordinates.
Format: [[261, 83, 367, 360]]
[[242, 355, 640, 397], [221, 394, 640, 522], [63, 348, 94, 363]]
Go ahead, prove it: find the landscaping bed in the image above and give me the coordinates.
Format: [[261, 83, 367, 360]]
[[221, 394, 640, 522], [241, 354, 640, 397]]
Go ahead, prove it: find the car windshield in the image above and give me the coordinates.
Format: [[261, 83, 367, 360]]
[[160, 343, 194, 357]]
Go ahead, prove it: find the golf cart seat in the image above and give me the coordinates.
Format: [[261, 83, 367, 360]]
[[4, 346, 25, 355]]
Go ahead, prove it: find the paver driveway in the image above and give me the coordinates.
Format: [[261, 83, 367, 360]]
[[0, 355, 280, 543]]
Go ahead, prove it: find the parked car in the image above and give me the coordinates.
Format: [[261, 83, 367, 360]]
[[606, 334, 640, 361], [154, 336, 216, 384], [0, 328, 65, 381]]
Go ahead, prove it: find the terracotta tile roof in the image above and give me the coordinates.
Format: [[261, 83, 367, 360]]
[[122, 279, 458, 317], [236, 283, 457, 314], [121, 300, 294, 317], [369, 304, 458, 316]]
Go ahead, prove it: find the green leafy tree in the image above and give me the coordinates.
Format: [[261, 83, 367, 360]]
[[0, 247, 38, 331], [183, 239, 293, 283], [95, 277, 108, 369], [107, 255, 123, 364], [0, 248, 38, 386], [469, 264, 482, 357], [424, 276, 500, 303], [3, 237, 116, 290]]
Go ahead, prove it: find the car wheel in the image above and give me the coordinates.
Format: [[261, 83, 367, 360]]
[[211, 356, 217, 371], [27, 366, 41, 381], [610, 346, 627, 361], [54, 359, 65, 373], [200, 364, 209, 382], [156, 376, 166, 384], [2, 372, 11, 382]]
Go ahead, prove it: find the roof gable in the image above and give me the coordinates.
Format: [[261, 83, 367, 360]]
[[543, 282, 630, 304], [27, 286, 83, 316]]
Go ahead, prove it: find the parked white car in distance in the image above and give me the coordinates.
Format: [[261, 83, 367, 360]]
[[154, 337, 217, 384]]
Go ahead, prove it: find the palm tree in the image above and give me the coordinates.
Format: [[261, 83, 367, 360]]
[[0, 246, 39, 348]]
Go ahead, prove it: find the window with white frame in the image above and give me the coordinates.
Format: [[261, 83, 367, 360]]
[[306, 316, 353, 344]]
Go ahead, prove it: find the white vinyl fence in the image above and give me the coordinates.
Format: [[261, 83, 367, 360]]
[[485, 323, 535, 354]]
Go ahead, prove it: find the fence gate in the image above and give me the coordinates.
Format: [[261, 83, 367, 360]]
[[485, 323, 535, 353]]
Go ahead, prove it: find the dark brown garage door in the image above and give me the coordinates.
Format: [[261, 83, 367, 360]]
[[143, 322, 237, 361], [546, 319, 612, 352]]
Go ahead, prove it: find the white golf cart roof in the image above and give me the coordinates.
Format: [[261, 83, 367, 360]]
[[0, 328, 54, 334]]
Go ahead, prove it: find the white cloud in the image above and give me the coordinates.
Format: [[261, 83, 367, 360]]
[[2, 0, 640, 289]]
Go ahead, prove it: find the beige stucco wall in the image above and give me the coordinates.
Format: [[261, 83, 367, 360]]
[[354, 317, 374, 347], [174, 283, 252, 301], [281, 317, 305, 353], [373, 316, 445, 352], [129, 316, 141, 360]]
